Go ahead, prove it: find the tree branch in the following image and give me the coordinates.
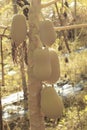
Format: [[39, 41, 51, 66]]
[[41, 0, 59, 8], [54, 23, 87, 31]]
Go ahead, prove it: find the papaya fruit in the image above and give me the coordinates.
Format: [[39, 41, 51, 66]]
[[39, 19, 56, 46], [11, 14, 27, 45], [41, 85, 64, 119], [33, 47, 52, 81], [46, 49, 60, 84]]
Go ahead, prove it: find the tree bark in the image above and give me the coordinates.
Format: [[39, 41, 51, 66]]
[[55, 3, 71, 53], [27, 0, 45, 130], [12, 0, 18, 14], [12, 0, 29, 127], [19, 48, 28, 111], [0, 80, 3, 130], [0, 37, 4, 86]]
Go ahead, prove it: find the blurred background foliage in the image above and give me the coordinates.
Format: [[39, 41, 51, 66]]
[[0, 0, 87, 130], [0, 0, 87, 95]]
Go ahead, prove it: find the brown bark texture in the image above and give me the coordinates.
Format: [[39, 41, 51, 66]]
[[27, 0, 45, 130]]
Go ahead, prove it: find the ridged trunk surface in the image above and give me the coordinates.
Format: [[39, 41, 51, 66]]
[[27, 0, 45, 130], [28, 79, 45, 130]]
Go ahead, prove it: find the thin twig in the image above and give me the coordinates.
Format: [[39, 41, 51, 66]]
[[55, 3, 71, 53]]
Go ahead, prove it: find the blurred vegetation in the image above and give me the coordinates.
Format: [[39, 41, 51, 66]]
[[0, 0, 87, 130]]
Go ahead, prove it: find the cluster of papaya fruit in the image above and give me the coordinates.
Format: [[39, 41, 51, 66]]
[[32, 19, 60, 84], [11, 14, 63, 119], [11, 14, 60, 83]]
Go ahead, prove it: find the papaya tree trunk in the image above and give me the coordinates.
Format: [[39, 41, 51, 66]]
[[0, 38, 3, 130], [0, 37, 4, 86], [12, 0, 18, 14], [0, 79, 3, 130], [74, 0, 77, 18], [19, 48, 28, 111], [27, 0, 45, 130], [74, 0, 77, 39], [0, 90, 3, 130], [19, 48, 29, 130]]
